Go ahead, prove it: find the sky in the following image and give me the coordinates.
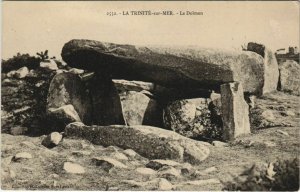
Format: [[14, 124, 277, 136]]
[[2, 1, 299, 59]]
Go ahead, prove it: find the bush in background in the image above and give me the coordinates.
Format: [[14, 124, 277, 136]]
[[223, 158, 299, 191], [2, 53, 41, 73]]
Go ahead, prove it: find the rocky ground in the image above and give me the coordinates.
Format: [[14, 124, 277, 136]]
[[2, 91, 299, 190], [1, 126, 299, 190]]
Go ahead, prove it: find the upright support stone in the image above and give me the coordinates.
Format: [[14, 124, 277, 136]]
[[220, 82, 250, 141], [88, 73, 125, 125], [47, 72, 92, 130], [247, 42, 279, 94]]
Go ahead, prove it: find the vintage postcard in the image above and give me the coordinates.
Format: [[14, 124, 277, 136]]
[[1, 1, 299, 191]]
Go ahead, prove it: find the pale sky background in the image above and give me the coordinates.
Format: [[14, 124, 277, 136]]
[[2, 1, 299, 59]]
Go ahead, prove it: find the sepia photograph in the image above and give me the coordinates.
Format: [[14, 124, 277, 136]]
[[1, 1, 299, 191]]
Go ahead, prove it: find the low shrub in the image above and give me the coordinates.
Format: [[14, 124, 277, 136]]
[[223, 158, 299, 191]]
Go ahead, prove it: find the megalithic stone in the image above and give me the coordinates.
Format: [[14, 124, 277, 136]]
[[247, 42, 279, 94], [87, 72, 126, 125], [220, 82, 250, 141], [62, 39, 268, 95]]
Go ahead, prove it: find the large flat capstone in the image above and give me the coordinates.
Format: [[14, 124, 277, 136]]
[[62, 39, 270, 95], [65, 122, 210, 164]]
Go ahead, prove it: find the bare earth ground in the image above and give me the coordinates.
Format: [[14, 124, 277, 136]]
[[1, 92, 299, 190]]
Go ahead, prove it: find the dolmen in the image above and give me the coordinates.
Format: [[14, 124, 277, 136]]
[[46, 39, 280, 163]]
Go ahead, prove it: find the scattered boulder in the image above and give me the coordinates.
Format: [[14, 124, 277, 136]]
[[13, 152, 33, 161], [42, 132, 63, 148], [62, 39, 270, 95], [40, 60, 58, 71], [247, 42, 279, 94], [120, 91, 162, 126], [123, 149, 137, 158], [220, 82, 250, 141], [63, 162, 85, 174], [135, 167, 157, 175], [158, 178, 173, 190], [92, 157, 128, 172], [71, 151, 91, 157], [7, 66, 29, 79], [158, 166, 181, 179], [278, 60, 300, 96], [146, 159, 180, 170], [66, 123, 210, 164]]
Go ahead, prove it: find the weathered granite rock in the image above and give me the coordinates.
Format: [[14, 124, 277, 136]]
[[247, 42, 279, 94], [62, 39, 267, 95], [163, 98, 222, 139], [278, 60, 300, 96], [120, 91, 162, 126], [40, 60, 58, 71], [87, 73, 125, 125], [220, 82, 250, 141], [7, 66, 29, 79], [48, 104, 81, 126], [63, 162, 85, 174], [92, 157, 128, 172], [146, 159, 180, 170], [65, 122, 210, 164], [47, 72, 92, 125], [42, 132, 63, 148]]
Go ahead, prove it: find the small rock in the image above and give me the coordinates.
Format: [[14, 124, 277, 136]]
[[158, 178, 173, 190], [183, 178, 220, 186], [276, 130, 289, 136], [146, 159, 180, 170], [7, 66, 29, 78], [42, 132, 63, 148], [122, 180, 145, 187], [195, 166, 218, 176], [40, 60, 58, 71], [69, 68, 84, 74], [10, 126, 28, 135], [158, 166, 181, 180], [135, 167, 157, 175], [180, 163, 193, 175], [123, 149, 137, 157], [72, 151, 91, 157], [285, 110, 296, 117], [212, 141, 228, 147], [111, 152, 129, 161], [105, 146, 120, 152], [92, 157, 128, 172], [63, 162, 85, 174], [13, 152, 33, 161]]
